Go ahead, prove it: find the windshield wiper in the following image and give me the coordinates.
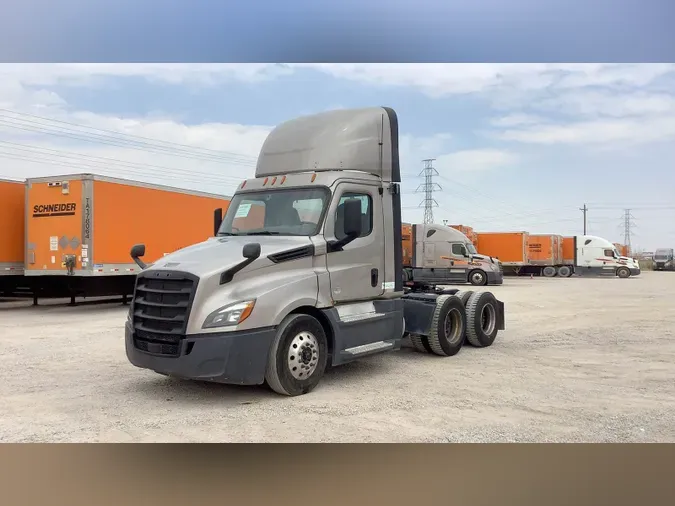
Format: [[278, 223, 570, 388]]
[[244, 231, 280, 236], [217, 232, 240, 236]]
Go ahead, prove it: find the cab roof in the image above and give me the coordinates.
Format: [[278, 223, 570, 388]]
[[255, 106, 401, 183]]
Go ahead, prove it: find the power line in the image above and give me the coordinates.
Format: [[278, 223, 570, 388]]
[[416, 158, 441, 224], [0, 108, 258, 163]]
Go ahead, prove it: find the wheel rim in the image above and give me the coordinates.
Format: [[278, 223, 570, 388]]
[[287, 331, 319, 380], [481, 303, 496, 335], [443, 308, 464, 345], [471, 272, 485, 284]]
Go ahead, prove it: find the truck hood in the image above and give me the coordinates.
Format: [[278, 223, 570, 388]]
[[145, 235, 314, 278]]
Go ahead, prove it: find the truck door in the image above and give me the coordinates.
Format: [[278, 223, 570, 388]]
[[324, 183, 385, 302], [449, 242, 471, 282]]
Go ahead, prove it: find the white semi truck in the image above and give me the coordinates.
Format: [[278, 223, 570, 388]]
[[402, 223, 503, 288], [653, 248, 674, 271], [124, 106, 506, 397], [570, 235, 641, 278]]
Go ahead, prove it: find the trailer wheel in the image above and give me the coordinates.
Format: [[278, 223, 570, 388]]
[[557, 266, 572, 278], [616, 267, 631, 279], [465, 291, 499, 348], [469, 269, 488, 286], [264, 313, 328, 396], [426, 295, 467, 357], [454, 290, 474, 307], [542, 266, 557, 277]]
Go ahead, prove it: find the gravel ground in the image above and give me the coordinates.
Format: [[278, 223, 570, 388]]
[[1, 271, 674, 442]]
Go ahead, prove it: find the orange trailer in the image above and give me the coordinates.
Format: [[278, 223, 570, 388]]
[[613, 243, 630, 257], [0, 178, 26, 294], [562, 236, 575, 264], [24, 173, 231, 302], [401, 222, 413, 267], [476, 232, 529, 269], [527, 234, 564, 266]]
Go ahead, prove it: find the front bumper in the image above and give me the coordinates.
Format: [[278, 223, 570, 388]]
[[125, 321, 276, 385], [630, 267, 641, 276], [487, 270, 504, 285]]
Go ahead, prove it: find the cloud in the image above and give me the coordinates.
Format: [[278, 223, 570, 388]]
[[435, 149, 518, 172], [495, 116, 675, 146], [291, 63, 675, 98], [490, 114, 545, 127], [0, 63, 291, 88]]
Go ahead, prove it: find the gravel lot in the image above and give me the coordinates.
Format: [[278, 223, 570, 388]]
[[1, 271, 674, 443]]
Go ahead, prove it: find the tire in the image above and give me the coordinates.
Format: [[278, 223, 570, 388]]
[[465, 291, 499, 348], [469, 269, 488, 286], [264, 313, 328, 396], [542, 266, 557, 277], [410, 335, 431, 353], [557, 265, 572, 278], [454, 290, 474, 306], [426, 294, 467, 357], [616, 267, 631, 279]]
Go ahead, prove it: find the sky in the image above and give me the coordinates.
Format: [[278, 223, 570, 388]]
[[1, 63, 674, 251]]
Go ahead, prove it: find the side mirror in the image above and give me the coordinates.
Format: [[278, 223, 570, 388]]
[[214, 208, 223, 236], [242, 242, 261, 260], [343, 198, 363, 238], [130, 244, 147, 270]]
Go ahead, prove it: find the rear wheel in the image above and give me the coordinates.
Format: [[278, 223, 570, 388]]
[[265, 313, 328, 396], [542, 266, 557, 277], [617, 267, 631, 279], [410, 335, 432, 353], [426, 294, 467, 357], [469, 269, 488, 286], [557, 265, 572, 277], [455, 290, 474, 306], [465, 291, 499, 348]]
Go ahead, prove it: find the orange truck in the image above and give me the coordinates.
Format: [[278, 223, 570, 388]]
[[24, 173, 231, 302], [0, 178, 25, 295]]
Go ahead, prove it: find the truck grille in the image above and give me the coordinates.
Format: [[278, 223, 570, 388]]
[[131, 270, 199, 357]]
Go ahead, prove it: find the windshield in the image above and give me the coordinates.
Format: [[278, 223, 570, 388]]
[[466, 242, 477, 254], [218, 187, 330, 236]]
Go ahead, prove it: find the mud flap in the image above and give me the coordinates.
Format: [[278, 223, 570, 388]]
[[495, 299, 506, 330]]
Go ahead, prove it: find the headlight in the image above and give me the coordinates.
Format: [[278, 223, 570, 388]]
[[202, 300, 256, 329]]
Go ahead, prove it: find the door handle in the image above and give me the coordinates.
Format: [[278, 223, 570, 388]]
[[371, 268, 379, 287]]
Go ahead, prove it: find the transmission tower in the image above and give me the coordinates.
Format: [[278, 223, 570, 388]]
[[623, 209, 636, 249], [416, 158, 442, 224]]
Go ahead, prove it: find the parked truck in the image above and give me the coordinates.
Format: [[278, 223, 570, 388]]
[[478, 231, 640, 278], [124, 106, 506, 397], [0, 178, 25, 296], [402, 223, 503, 288], [23, 173, 231, 303], [653, 248, 674, 271]]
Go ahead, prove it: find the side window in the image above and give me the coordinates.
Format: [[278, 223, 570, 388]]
[[426, 229, 436, 238], [604, 249, 614, 257], [451, 243, 466, 256], [335, 193, 373, 241]]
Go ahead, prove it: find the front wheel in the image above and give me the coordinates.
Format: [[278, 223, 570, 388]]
[[265, 313, 328, 396], [469, 269, 488, 286], [616, 267, 631, 279]]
